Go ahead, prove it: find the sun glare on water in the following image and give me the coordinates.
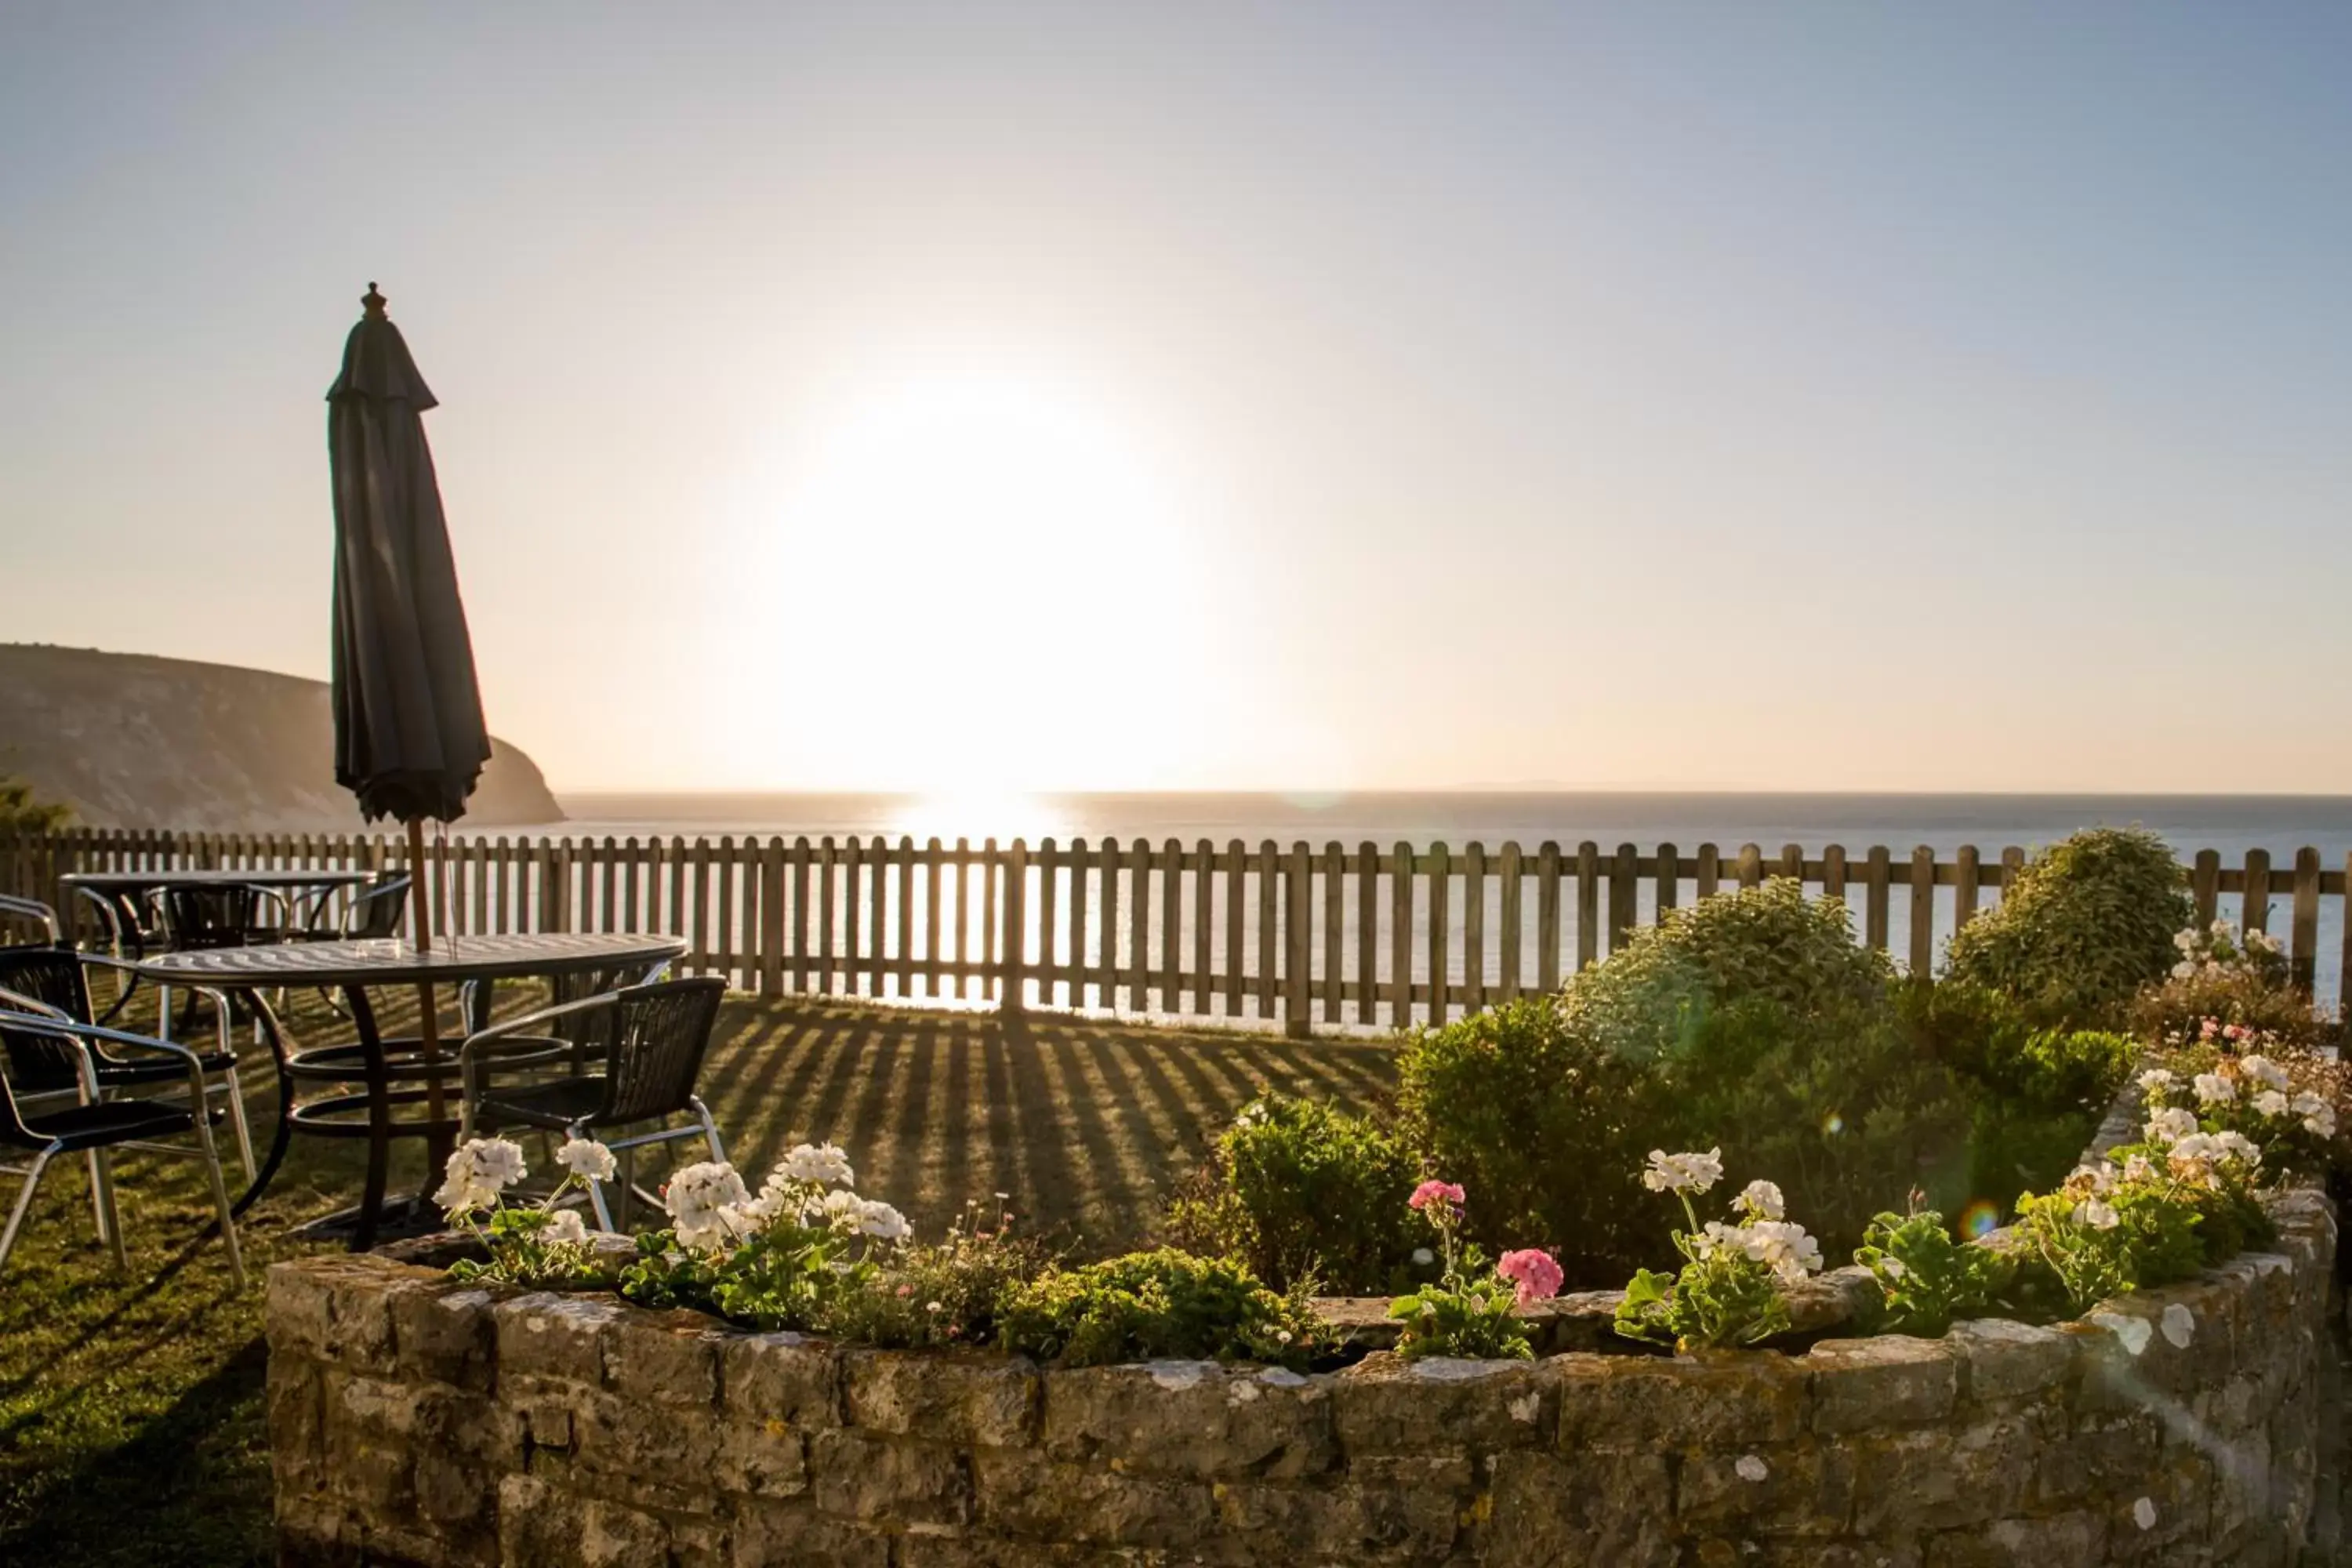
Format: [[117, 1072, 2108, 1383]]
[[724, 368, 1204, 793]]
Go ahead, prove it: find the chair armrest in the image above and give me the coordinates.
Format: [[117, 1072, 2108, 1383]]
[[459, 990, 625, 1057], [0, 1007, 109, 1098], [0, 894, 62, 942]]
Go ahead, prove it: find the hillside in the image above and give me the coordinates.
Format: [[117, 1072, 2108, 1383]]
[[0, 644, 564, 829]]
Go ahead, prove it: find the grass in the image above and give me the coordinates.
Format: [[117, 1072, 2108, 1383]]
[[0, 985, 1399, 1564]]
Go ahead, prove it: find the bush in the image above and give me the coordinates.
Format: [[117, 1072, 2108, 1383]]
[[814, 1201, 1054, 1349], [1160, 1094, 1422, 1294], [2127, 921, 2333, 1051], [996, 1248, 1329, 1369], [1897, 978, 2138, 1211], [1562, 879, 1891, 1063], [1943, 827, 2190, 1028], [1396, 996, 1674, 1282], [1652, 997, 1973, 1257]]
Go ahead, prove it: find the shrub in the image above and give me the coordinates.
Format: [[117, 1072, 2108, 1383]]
[[1943, 827, 2190, 1028], [1652, 996, 1973, 1257], [1396, 996, 1674, 1281], [814, 1199, 1054, 1349], [1562, 879, 1891, 1063], [1852, 1209, 2013, 1337], [996, 1249, 1329, 1369], [1894, 978, 2138, 1210], [1160, 1094, 1422, 1293], [2128, 920, 2332, 1051]]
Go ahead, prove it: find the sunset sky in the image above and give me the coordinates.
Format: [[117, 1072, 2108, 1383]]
[[5, 3, 2350, 794]]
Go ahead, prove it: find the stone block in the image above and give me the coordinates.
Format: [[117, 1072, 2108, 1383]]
[[1807, 1335, 1958, 1432], [809, 1428, 971, 1527], [713, 1416, 809, 1500], [267, 1255, 407, 1373], [493, 1292, 626, 1386], [1207, 1455, 1468, 1559], [267, 1353, 328, 1501], [390, 1280, 498, 1392], [1847, 1419, 2036, 1534], [1482, 1449, 1679, 1568], [571, 1387, 724, 1501], [1332, 1352, 1555, 1457], [2037, 1411, 2161, 1508], [1558, 1350, 1807, 1449], [972, 1446, 1212, 1547], [1677, 1442, 1854, 1535], [844, 1347, 1040, 1446], [1919, 1511, 2106, 1567], [1947, 1318, 2074, 1405], [718, 1331, 841, 1428], [727, 1500, 901, 1568], [495, 1470, 689, 1568], [1042, 1361, 1334, 1479], [601, 1307, 721, 1408]]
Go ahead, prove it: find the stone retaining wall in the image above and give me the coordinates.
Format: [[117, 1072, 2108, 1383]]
[[266, 1190, 2336, 1567]]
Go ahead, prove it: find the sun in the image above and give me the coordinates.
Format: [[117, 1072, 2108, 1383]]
[[719, 367, 1205, 790]]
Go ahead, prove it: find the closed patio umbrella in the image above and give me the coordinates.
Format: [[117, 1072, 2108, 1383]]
[[326, 282, 489, 1147]]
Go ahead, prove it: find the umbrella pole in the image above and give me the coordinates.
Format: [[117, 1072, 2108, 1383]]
[[406, 818, 450, 1151]]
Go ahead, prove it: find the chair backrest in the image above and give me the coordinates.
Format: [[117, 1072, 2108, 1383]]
[[0, 1016, 56, 1151], [165, 884, 268, 950], [0, 895, 63, 946], [0, 947, 96, 1094], [343, 877, 412, 940], [579, 978, 727, 1127]]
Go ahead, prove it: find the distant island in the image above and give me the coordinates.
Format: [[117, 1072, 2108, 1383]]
[[0, 644, 564, 830]]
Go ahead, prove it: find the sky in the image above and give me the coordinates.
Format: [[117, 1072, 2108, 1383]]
[[5, 2, 2351, 796]]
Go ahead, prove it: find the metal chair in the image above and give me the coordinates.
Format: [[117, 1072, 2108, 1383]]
[[339, 874, 412, 940], [459, 977, 728, 1230], [0, 942, 256, 1181], [0, 1004, 246, 1287]]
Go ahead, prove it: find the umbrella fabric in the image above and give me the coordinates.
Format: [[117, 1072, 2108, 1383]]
[[326, 288, 490, 824]]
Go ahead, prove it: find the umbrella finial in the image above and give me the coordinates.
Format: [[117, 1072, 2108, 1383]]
[[362, 281, 387, 321]]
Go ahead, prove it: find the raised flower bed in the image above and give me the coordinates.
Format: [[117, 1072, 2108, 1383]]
[[266, 1181, 2331, 1567]]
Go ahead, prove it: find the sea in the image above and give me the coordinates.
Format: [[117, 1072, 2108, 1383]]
[[517, 792, 2352, 1010]]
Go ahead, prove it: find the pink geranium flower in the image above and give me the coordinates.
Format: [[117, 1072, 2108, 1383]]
[[1408, 1180, 1466, 1212], [1496, 1248, 1565, 1308]]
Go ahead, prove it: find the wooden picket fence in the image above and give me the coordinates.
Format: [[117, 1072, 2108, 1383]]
[[3, 827, 2347, 1036]]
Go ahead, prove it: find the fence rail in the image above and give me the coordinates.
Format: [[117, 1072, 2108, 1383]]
[[4, 827, 2347, 1036]]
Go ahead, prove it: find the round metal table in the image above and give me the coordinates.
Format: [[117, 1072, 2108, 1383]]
[[136, 931, 688, 1245]]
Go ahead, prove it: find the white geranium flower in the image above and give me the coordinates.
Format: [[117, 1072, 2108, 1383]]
[[818, 1188, 866, 1230], [2171, 961, 2195, 979], [2253, 1090, 2291, 1118], [778, 1142, 857, 1188], [2144, 1107, 2199, 1145], [2192, 1072, 2237, 1105], [2173, 929, 2199, 953], [2240, 1054, 2289, 1091], [2211, 918, 2234, 938], [2210, 1131, 2262, 1168], [855, 1199, 911, 1241], [2136, 1068, 2176, 1097], [2074, 1199, 2121, 1231], [2067, 1163, 2115, 1196], [2121, 1153, 2157, 1185], [1641, 1148, 1723, 1195], [434, 1137, 528, 1215], [1736, 1179, 1784, 1221], [1744, 1219, 1823, 1286], [543, 1209, 590, 1246], [2292, 1091, 2337, 1138], [665, 1161, 753, 1252], [1411, 1247, 1436, 1266], [556, 1138, 617, 1183]]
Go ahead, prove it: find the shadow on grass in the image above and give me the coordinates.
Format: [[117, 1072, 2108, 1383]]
[[0, 1335, 272, 1566]]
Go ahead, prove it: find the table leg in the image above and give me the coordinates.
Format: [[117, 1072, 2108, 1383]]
[[231, 990, 296, 1217]]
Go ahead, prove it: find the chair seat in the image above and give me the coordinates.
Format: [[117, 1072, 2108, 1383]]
[[477, 1075, 609, 1131], [17, 1098, 212, 1152]]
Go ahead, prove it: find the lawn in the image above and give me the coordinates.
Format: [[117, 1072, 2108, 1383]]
[[0, 986, 1399, 1565]]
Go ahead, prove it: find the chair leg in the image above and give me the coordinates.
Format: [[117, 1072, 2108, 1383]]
[[568, 1122, 617, 1232], [0, 1148, 56, 1276], [91, 1149, 127, 1269], [191, 1104, 248, 1290], [223, 1067, 257, 1180], [85, 1148, 111, 1246]]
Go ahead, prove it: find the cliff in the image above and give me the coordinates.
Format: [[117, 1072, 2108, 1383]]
[[0, 644, 564, 829]]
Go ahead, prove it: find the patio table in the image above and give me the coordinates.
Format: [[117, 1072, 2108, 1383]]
[[134, 931, 688, 1245]]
